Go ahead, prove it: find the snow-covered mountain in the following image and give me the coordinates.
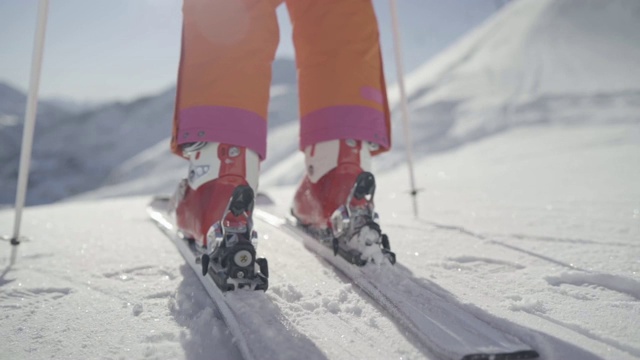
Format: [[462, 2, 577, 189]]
[[386, 0, 640, 156], [39, 97, 104, 116], [0, 83, 177, 205], [0, 82, 77, 204], [372, 0, 498, 83]]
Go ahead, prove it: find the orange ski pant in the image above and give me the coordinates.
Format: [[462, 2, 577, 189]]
[[171, 0, 391, 160]]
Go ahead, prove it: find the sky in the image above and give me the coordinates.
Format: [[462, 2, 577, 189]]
[[0, 0, 497, 103]]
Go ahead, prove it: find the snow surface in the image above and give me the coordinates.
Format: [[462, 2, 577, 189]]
[[2, 121, 638, 359]]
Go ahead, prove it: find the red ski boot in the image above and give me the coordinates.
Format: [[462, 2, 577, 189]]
[[292, 139, 396, 265], [171, 142, 268, 291]]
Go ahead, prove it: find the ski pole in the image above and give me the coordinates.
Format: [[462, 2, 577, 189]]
[[10, 0, 50, 246], [389, 0, 419, 217]]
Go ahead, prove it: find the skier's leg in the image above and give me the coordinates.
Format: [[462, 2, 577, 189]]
[[171, 0, 281, 160], [169, 0, 279, 289], [285, 0, 391, 154], [287, 1, 395, 264]]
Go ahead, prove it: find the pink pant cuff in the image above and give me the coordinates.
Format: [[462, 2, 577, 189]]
[[177, 106, 267, 159], [299, 106, 390, 151]]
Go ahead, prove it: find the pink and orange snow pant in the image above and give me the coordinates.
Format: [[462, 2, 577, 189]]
[[171, 0, 391, 160]]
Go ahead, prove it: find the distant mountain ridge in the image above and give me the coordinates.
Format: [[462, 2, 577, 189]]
[[1, 82, 75, 205], [0, 83, 177, 205], [0, 59, 300, 205]]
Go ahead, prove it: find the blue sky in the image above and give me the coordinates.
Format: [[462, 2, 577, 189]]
[[0, 0, 496, 103]]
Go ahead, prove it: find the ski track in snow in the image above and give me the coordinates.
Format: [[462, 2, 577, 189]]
[[387, 219, 639, 359], [417, 217, 640, 300], [447, 255, 525, 269], [490, 232, 640, 249], [528, 312, 640, 358], [0, 287, 73, 309], [545, 272, 640, 301], [417, 218, 590, 271], [382, 220, 638, 360], [418, 218, 640, 280]]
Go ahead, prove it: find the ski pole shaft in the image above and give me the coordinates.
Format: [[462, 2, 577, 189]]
[[389, 0, 419, 217], [11, 0, 50, 245]]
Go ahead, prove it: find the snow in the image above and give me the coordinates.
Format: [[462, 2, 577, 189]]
[[257, 123, 640, 359], [0, 197, 425, 359], [2, 119, 638, 359], [374, 124, 639, 359], [0, 198, 236, 360]]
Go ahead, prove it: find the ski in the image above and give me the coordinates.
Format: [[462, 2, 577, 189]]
[[147, 197, 325, 360], [254, 207, 540, 360]]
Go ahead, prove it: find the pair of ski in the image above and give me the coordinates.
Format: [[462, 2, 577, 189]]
[[148, 196, 539, 360]]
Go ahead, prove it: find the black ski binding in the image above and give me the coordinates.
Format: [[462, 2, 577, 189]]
[[297, 172, 397, 266], [201, 186, 269, 292], [327, 172, 396, 266]]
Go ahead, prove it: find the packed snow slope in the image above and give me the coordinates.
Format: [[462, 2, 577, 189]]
[[1, 120, 639, 360]]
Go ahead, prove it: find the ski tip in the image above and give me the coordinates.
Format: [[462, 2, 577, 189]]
[[461, 349, 539, 360]]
